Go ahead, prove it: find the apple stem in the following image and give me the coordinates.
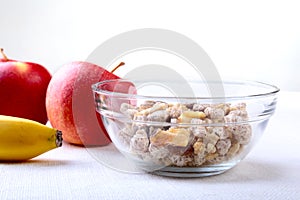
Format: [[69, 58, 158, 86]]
[[111, 62, 125, 74], [0, 48, 8, 61]]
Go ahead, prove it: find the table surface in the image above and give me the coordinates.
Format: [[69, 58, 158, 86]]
[[1, 91, 299, 200]]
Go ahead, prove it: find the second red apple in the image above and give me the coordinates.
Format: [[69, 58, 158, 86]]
[[46, 61, 131, 146]]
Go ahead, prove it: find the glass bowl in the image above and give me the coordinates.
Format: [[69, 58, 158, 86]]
[[92, 79, 279, 177]]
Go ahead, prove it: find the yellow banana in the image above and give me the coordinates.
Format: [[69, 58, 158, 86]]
[[0, 115, 62, 161]]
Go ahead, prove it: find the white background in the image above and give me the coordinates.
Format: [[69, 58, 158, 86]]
[[0, 0, 299, 91], [0, 2, 300, 199]]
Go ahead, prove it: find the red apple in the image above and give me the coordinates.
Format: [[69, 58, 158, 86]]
[[45, 61, 135, 146], [0, 48, 51, 124]]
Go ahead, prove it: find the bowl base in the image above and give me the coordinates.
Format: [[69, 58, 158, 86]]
[[150, 163, 236, 178]]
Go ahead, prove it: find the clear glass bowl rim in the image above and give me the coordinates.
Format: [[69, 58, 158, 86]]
[[92, 79, 280, 100]]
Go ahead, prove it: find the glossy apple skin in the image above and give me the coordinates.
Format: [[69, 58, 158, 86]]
[[0, 60, 51, 124], [46, 61, 122, 146]]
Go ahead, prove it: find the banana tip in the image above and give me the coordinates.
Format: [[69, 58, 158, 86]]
[[56, 130, 63, 147]]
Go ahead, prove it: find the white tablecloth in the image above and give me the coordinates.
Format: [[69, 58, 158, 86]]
[[1, 91, 299, 200]]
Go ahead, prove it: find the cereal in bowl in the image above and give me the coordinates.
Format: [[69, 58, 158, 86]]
[[118, 101, 252, 167]]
